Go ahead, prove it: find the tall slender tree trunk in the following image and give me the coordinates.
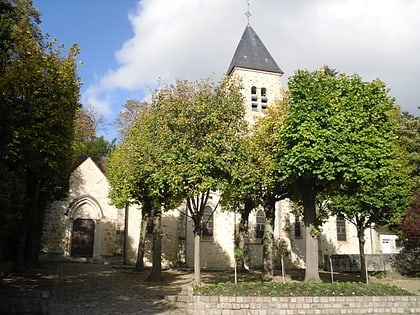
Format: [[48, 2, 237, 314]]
[[147, 205, 162, 282], [135, 199, 152, 271], [236, 200, 252, 271], [357, 226, 368, 283], [262, 213, 274, 281], [14, 173, 38, 271], [301, 181, 321, 282], [29, 197, 46, 266], [124, 204, 129, 265], [134, 215, 148, 271], [194, 232, 201, 285]]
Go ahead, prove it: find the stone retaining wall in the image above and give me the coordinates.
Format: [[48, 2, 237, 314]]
[[167, 287, 420, 315], [324, 254, 397, 272]]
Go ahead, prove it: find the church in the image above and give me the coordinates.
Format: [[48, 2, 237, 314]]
[[40, 22, 399, 272]]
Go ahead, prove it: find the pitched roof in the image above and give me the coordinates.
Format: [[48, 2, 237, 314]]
[[227, 25, 283, 75], [72, 156, 108, 175]]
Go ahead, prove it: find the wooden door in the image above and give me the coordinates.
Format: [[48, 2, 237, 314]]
[[71, 218, 95, 257]]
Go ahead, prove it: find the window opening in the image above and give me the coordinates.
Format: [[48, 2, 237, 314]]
[[336, 218, 347, 241], [256, 210, 265, 239], [251, 86, 258, 111], [202, 206, 214, 237], [261, 87, 268, 109]]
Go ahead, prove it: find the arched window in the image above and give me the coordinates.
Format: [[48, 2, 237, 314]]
[[256, 210, 265, 239], [261, 87, 268, 109], [251, 86, 258, 111], [202, 206, 214, 237]]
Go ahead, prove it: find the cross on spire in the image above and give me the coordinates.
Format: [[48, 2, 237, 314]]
[[245, 0, 252, 25]]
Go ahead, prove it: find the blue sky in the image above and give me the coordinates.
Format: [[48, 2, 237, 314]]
[[33, 0, 420, 141]]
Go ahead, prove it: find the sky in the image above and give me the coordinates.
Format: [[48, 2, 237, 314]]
[[33, 0, 420, 141]]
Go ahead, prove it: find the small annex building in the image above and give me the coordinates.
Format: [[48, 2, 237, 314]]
[[40, 156, 141, 263], [40, 23, 400, 272]]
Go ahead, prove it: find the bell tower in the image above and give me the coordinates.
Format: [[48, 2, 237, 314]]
[[227, 8, 283, 124]]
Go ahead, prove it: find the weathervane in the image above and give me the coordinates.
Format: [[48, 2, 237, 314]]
[[245, 0, 252, 25]]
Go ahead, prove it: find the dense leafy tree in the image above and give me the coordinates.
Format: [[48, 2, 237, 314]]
[[0, 0, 80, 266], [110, 77, 245, 284], [150, 77, 246, 285], [397, 112, 420, 190], [109, 100, 183, 280], [251, 102, 288, 280], [329, 155, 410, 282], [73, 107, 114, 157], [327, 91, 411, 282], [221, 136, 256, 273], [276, 69, 406, 282], [394, 112, 420, 275]]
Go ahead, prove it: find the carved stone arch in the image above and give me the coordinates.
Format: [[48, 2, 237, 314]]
[[66, 194, 104, 220], [64, 195, 104, 258]]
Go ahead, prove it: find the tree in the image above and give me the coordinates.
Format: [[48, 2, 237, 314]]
[[329, 154, 410, 282], [0, 0, 80, 267], [396, 112, 420, 191], [113, 100, 147, 138], [108, 101, 182, 280], [74, 106, 114, 157], [394, 112, 420, 275], [148, 77, 246, 285], [397, 192, 420, 275], [276, 69, 405, 282], [251, 101, 288, 280]]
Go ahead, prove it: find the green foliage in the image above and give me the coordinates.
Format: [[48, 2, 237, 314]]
[[194, 281, 413, 297], [0, 0, 81, 262], [146, 76, 246, 225], [108, 76, 245, 285], [397, 112, 420, 191], [279, 70, 400, 191], [265, 68, 409, 281], [74, 136, 115, 158]]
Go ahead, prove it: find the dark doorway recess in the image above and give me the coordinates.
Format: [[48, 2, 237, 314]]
[[71, 218, 95, 257]]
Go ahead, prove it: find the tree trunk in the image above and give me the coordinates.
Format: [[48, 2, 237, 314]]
[[194, 232, 201, 285], [147, 205, 162, 282], [29, 197, 46, 266], [134, 215, 148, 271], [301, 181, 321, 282], [236, 201, 252, 271], [124, 204, 129, 265], [14, 173, 37, 271], [262, 214, 274, 281], [357, 226, 368, 283]]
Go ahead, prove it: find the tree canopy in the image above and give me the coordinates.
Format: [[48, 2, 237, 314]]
[[109, 76, 246, 284], [0, 0, 81, 266], [273, 69, 406, 281]]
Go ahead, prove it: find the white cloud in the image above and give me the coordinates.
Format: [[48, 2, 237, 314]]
[[84, 0, 420, 125]]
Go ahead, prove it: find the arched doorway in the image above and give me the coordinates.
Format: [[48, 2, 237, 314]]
[[71, 218, 95, 257]]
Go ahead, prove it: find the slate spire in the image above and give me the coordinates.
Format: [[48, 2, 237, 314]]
[[227, 25, 283, 75]]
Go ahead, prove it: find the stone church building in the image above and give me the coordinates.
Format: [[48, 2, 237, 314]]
[[40, 24, 399, 272]]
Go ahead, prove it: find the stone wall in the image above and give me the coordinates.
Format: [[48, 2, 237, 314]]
[[324, 254, 397, 272], [167, 287, 420, 315]]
